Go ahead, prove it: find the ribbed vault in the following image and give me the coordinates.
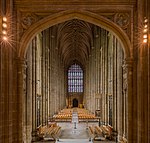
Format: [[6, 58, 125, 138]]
[[57, 19, 93, 67]]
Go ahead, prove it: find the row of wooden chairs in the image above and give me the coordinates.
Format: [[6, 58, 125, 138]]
[[53, 108, 73, 120], [60, 108, 73, 113], [53, 114, 72, 119], [37, 124, 61, 141], [52, 108, 96, 121], [88, 125, 113, 141], [76, 108, 96, 120], [78, 114, 96, 119]]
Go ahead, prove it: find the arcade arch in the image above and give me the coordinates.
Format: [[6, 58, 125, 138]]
[[18, 10, 133, 142]]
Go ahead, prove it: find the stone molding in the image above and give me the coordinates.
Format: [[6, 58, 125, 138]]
[[18, 9, 132, 41], [17, 10, 132, 59]]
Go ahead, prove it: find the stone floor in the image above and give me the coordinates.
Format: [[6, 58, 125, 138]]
[[35, 122, 116, 143]]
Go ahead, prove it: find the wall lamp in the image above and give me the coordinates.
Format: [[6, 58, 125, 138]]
[[1, 16, 8, 41], [143, 17, 148, 44]]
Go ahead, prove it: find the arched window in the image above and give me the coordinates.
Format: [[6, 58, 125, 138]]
[[68, 63, 83, 92]]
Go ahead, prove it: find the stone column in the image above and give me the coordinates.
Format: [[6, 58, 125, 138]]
[[122, 58, 133, 142], [36, 34, 42, 127], [31, 37, 39, 141], [113, 36, 117, 130], [26, 43, 33, 143], [101, 32, 105, 122], [148, 52, 150, 142], [47, 37, 50, 120], [17, 58, 27, 142], [148, 3, 150, 142], [136, 0, 149, 142], [45, 29, 49, 125], [42, 31, 46, 125], [50, 28, 55, 115], [104, 31, 108, 124], [48, 29, 51, 117], [101, 29, 108, 123], [117, 42, 123, 142]]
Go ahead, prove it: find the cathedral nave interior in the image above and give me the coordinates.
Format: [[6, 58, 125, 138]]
[[24, 20, 126, 142], [0, 0, 150, 143]]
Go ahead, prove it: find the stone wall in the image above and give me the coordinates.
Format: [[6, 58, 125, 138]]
[[24, 26, 66, 142], [0, 0, 150, 142], [84, 26, 125, 140]]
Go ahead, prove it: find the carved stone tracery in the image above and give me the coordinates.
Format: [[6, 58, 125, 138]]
[[18, 10, 131, 41], [21, 13, 38, 30], [114, 13, 130, 29], [101, 12, 131, 39]]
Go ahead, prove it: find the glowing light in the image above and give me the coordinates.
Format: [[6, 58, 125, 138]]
[[2, 23, 7, 28], [143, 29, 148, 33], [2, 30, 7, 35], [2, 36, 8, 41], [3, 17, 7, 22], [144, 19, 148, 23], [143, 34, 148, 39], [143, 39, 147, 43], [144, 25, 148, 28]]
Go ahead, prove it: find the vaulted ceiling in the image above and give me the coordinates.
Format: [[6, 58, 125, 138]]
[[13, 0, 136, 67], [57, 19, 93, 67]]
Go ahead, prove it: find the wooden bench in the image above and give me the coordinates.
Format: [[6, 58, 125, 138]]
[[37, 124, 61, 141], [100, 125, 113, 140], [51, 126, 61, 140], [88, 126, 95, 139], [93, 126, 105, 141]]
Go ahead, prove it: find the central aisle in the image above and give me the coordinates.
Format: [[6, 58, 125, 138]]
[[56, 139, 93, 143], [58, 122, 89, 139], [58, 109, 89, 139], [56, 118, 93, 143], [56, 122, 115, 143]]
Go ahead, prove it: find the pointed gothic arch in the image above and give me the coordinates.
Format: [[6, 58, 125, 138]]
[[17, 10, 134, 142], [73, 98, 78, 107], [18, 10, 132, 59]]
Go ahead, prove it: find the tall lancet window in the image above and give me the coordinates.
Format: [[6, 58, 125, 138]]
[[68, 63, 83, 92]]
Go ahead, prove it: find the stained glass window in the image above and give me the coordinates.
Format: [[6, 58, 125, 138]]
[[68, 63, 83, 92]]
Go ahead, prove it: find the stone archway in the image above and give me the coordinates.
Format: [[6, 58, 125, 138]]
[[73, 98, 78, 107], [18, 10, 131, 59], [17, 10, 133, 142]]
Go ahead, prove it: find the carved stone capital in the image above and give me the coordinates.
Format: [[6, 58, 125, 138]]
[[17, 58, 27, 70], [122, 58, 133, 72]]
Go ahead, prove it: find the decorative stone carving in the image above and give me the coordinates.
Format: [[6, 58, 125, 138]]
[[100, 13, 116, 22], [114, 13, 130, 29], [122, 58, 133, 93], [123, 65, 128, 94], [23, 61, 27, 96], [21, 13, 38, 30], [91, 11, 131, 39], [17, 59, 27, 94], [18, 10, 131, 43], [122, 58, 133, 140]]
